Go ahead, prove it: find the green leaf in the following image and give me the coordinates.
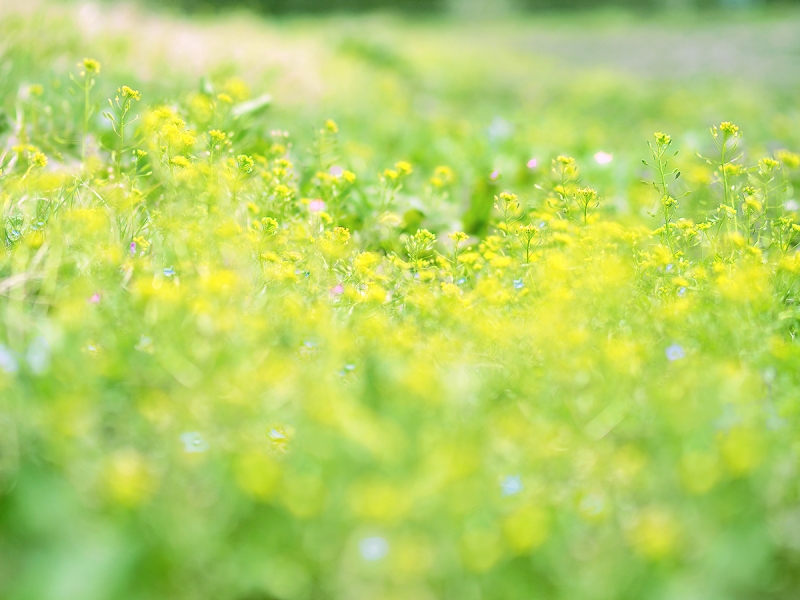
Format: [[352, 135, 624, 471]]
[[231, 93, 272, 119]]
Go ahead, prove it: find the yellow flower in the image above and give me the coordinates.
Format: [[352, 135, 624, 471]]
[[208, 129, 227, 143], [489, 255, 512, 268], [722, 163, 745, 177], [332, 226, 350, 242], [31, 151, 48, 169], [718, 121, 740, 138], [432, 165, 454, 186], [503, 505, 550, 553], [105, 450, 155, 507], [169, 156, 191, 169], [743, 196, 762, 213], [236, 154, 254, 174], [776, 149, 800, 169], [627, 508, 679, 559], [654, 131, 671, 146], [395, 160, 413, 175], [234, 453, 281, 501], [758, 157, 779, 172], [120, 85, 141, 101], [81, 57, 101, 74]]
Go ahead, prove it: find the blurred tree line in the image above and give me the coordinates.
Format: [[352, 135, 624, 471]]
[[157, 0, 799, 13]]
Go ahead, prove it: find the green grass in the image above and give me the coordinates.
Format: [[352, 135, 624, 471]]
[[2, 2, 800, 600]]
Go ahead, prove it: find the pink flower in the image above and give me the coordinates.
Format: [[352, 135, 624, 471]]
[[329, 165, 343, 177], [527, 158, 538, 169], [309, 199, 325, 213], [594, 151, 613, 165], [489, 170, 500, 181], [89, 292, 101, 304], [330, 284, 344, 296]]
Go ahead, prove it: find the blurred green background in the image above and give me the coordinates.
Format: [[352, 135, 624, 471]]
[[3, 0, 800, 227], [134, 0, 800, 14], [3, 0, 800, 599]]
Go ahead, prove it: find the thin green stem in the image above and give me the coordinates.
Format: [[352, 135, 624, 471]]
[[82, 82, 90, 166]]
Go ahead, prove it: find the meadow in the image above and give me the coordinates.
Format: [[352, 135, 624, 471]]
[[2, 1, 800, 599]]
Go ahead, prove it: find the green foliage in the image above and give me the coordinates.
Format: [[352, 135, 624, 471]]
[[3, 4, 800, 600], [129, 0, 800, 15]]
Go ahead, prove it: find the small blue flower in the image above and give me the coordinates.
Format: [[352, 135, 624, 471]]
[[338, 363, 356, 377], [578, 493, 606, 517], [26, 336, 50, 375], [487, 116, 513, 142], [163, 267, 175, 277], [136, 335, 153, 352], [678, 286, 687, 297], [513, 279, 524, 290], [501, 474, 524, 497], [180, 431, 209, 453], [456, 278, 466, 285], [0, 344, 19, 374], [268, 428, 287, 441], [359, 536, 389, 561], [665, 344, 685, 361], [665, 264, 674, 273]]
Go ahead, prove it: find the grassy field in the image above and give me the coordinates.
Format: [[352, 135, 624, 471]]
[[2, 2, 800, 599]]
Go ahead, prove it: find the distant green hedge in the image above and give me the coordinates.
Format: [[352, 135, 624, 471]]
[[140, 0, 797, 14], [155, 0, 445, 14]]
